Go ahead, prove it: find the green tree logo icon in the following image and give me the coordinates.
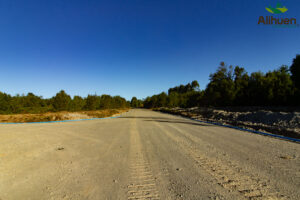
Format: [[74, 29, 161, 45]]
[[266, 3, 288, 14]]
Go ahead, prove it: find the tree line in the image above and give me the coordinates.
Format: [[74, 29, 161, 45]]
[[1, 55, 299, 113], [137, 55, 300, 108], [0, 90, 129, 114]]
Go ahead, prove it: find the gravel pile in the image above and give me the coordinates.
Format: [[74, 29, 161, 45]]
[[157, 107, 300, 139]]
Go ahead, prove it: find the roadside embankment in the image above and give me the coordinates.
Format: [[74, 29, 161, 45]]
[[154, 107, 300, 139], [0, 109, 129, 123]]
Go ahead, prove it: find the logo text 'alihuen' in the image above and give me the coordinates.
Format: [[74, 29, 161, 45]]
[[258, 16, 296, 25], [258, 3, 298, 27]]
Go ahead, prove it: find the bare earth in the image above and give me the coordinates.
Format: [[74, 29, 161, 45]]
[[0, 109, 299, 200]]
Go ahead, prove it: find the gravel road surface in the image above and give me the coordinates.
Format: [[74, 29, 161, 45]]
[[0, 109, 299, 199]]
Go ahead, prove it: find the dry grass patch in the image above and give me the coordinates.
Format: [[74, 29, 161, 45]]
[[0, 109, 129, 123]]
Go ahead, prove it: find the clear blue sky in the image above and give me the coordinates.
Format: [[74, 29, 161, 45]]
[[0, 0, 299, 100]]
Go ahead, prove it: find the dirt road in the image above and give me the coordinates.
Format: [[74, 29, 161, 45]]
[[0, 109, 299, 199]]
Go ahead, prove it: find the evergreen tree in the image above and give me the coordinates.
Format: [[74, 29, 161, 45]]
[[84, 95, 100, 110], [52, 90, 71, 111], [290, 55, 300, 89], [70, 96, 85, 111]]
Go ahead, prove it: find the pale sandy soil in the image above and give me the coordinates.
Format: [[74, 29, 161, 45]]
[[0, 109, 299, 199]]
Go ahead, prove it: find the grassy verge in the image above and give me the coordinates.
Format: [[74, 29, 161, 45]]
[[0, 109, 129, 123]]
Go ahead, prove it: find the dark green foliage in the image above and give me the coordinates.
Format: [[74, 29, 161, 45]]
[[99, 95, 112, 109], [143, 55, 299, 108], [130, 97, 143, 108], [205, 63, 235, 106], [186, 91, 203, 107], [1, 55, 299, 113], [51, 90, 72, 111], [84, 95, 100, 110], [0, 91, 129, 114], [168, 80, 199, 94], [131, 97, 138, 107], [243, 66, 294, 106], [0, 92, 12, 114], [290, 55, 300, 89], [191, 80, 200, 91], [264, 66, 294, 105], [233, 66, 249, 105], [112, 95, 128, 108], [157, 92, 168, 107], [145, 81, 201, 108], [0, 92, 50, 114], [70, 96, 85, 111], [167, 92, 180, 107]]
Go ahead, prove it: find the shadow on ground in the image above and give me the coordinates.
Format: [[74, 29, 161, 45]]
[[120, 116, 211, 127]]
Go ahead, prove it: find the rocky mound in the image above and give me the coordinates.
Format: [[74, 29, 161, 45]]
[[156, 107, 300, 140]]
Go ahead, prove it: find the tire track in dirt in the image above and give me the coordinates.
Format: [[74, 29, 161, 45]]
[[170, 121, 300, 184], [127, 119, 160, 200], [154, 122, 287, 200]]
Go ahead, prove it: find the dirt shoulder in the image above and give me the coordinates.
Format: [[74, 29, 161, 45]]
[[154, 107, 300, 140], [0, 109, 129, 123], [1, 109, 299, 199]]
